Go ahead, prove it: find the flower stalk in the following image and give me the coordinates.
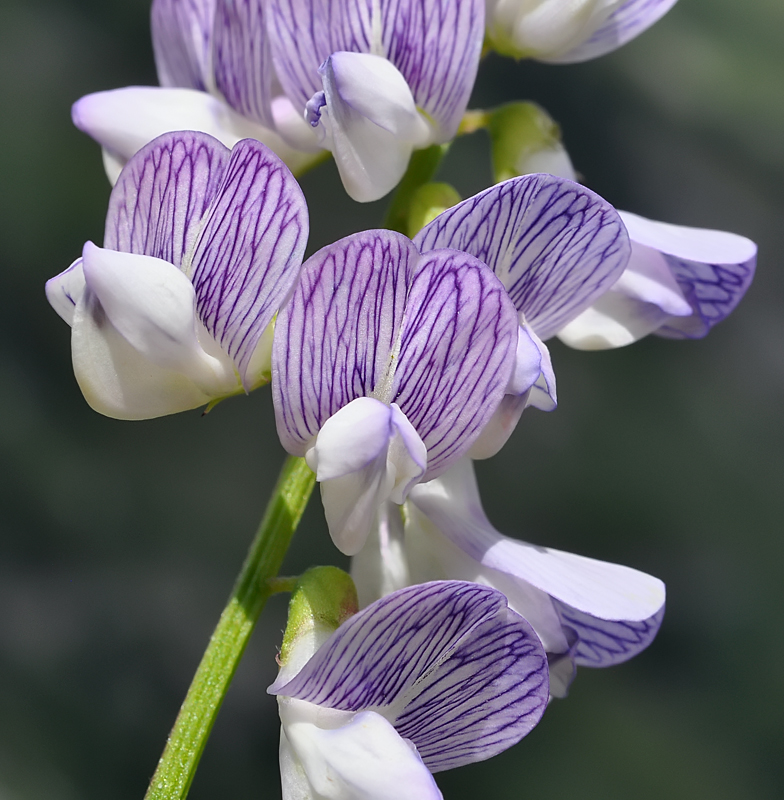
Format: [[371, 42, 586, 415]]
[[143, 455, 315, 800]]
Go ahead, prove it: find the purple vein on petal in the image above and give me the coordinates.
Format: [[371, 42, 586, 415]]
[[151, 0, 217, 90], [190, 138, 308, 382], [376, 0, 483, 139], [415, 175, 630, 340], [549, 0, 679, 64], [554, 599, 665, 667], [104, 131, 230, 267], [272, 230, 418, 455], [395, 607, 548, 772], [271, 581, 548, 770], [656, 253, 756, 339], [271, 582, 504, 708], [212, 0, 275, 128], [394, 249, 518, 479]]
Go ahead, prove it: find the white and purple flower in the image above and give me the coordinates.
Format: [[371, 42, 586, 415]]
[[267, 0, 484, 201], [414, 173, 631, 455], [73, 0, 322, 184], [271, 580, 549, 799], [479, 120, 757, 350], [485, 0, 679, 62], [46, 131, 308, 419], [557, 209, 758, 349], [352, 460, 666, 699], [271, 228, 519, 555]]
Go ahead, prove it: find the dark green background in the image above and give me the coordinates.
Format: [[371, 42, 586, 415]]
[[1, 1, 782, 797]]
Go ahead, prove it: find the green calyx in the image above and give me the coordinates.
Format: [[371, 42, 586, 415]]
[[279, 566, 359, 666], [486, 102, 564, 183], [407, 182, 462, 238]]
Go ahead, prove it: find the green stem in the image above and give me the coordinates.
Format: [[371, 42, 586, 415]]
[[382, 143, 450, 233], [143, 455, 316, 800]]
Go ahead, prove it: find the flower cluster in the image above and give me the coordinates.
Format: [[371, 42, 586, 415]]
[[47, 0, 758, 798]]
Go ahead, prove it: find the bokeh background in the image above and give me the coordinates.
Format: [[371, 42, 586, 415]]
[[1, 0, 783, 797]]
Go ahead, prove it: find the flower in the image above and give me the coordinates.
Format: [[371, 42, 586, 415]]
[[270, 580, 550, 799], [45, 131, 308, 419], [485, 0, 679, 62], [477, 112, 757, 350], [267, 0, 484, 201], [72, 0, 322, 184], [352, 459, 666, 699], [414, 173, 631, 456], [556, 210, 758, 349], [271, 228, 519, 555]]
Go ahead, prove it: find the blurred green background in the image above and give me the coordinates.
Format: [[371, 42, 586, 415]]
[[1, 0, 782, 798]]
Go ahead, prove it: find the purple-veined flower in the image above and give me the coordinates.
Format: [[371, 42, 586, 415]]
[[271, 229, 519, 555], [480, 114, 757, 351], [485, 0, 679, 62], [72, 0, 322, 184], [414, 173, 631, 456], [45, 131, 308, 420], [270, 580, 549, 799], [557, 210, 758, 349], [352, 459, 665, 699], [267, 0, 484, 201]]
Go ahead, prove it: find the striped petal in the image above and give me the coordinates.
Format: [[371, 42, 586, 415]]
[[212, 0, 275, 128], [188, 138, 309, 384], [273, 230, 418, 454], [151, 0, 216, 90], [270, 581, 549, 771], [104, 130, 230, 267], [414, 175, 630, 340], [105, 132, 308, 384], [393, 249, 518, 479], [546, 0, 680, 64], [617, 211, 757, 340], [554, 600, 665, 667], [267, 0, 483, 139]]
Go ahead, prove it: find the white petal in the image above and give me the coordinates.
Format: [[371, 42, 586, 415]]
[[556, 232, 696, 350], [488, 0, 621, 59], [73, 86, 318, 183], [72, 289, 213, 420], [387, 404, 428, 502], [309, 399, 426, 556], [614, 241, 692, 316], [281, 700, 441, 800], [307, 397, 396, 482], [408, 459, 665, 622], [517, 142, 577, 180], [350, 502, 411, 608], [46, 258, 86, 326], [280, 726, 314, 800], [467, 393, 528, 461], [619, 210, 757, 264], [525, 330, 557, 411], [81, 243, 237, 394], [556, 291, 673, 349], [316, 53, 433, 202]]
